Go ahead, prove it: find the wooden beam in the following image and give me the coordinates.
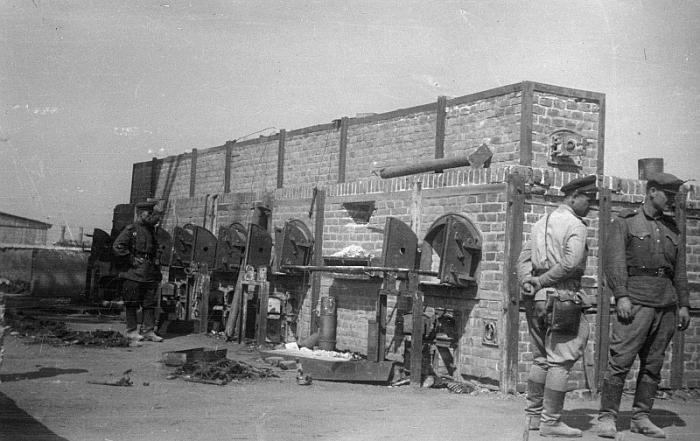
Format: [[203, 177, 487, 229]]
[[189, 148, 197, 198], [338, 117, 349, 183], [408, 272, 424, 388], [502, 171, 525, 393], [150, 157, 159, 198], [277, 129, 286, 189], [519, 81, 534, 166], [224, 142, 233, 193], [435, 95, 447, 160], [596, 94, 606, 176], [310, 188, 325, 334], [671, 190, 688, 388], [595, 188, 612, 391]]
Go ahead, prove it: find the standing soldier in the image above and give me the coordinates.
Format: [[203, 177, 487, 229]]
[[518, 175, 598, 438], [596, 172, 690, 439], [113, 201, 165, 342]]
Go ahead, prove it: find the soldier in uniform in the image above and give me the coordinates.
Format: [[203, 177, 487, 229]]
[[113, 201, 165, 342], [518, 175, 598, 438], [596, 172, 690, 439]]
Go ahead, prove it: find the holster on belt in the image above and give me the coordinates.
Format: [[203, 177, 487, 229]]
[[545, 290, 583, 336]]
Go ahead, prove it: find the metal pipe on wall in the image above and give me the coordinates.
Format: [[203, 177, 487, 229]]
[[377, 156, 471, 179]]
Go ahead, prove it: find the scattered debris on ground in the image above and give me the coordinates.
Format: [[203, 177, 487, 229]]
[[6, 314, 130, 347], [87, 369, 133, 387], [167, 359, 279, 385]]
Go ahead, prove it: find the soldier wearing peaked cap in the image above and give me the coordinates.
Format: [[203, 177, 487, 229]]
[[517, 174, 598, 437], [113, 201, 165, 343], [596, 172, 689, 439]]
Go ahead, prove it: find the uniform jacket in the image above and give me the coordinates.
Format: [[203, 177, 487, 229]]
[[517, 204, 589, 301], [605, 204, 689, 308], [112, 221, 162, 283]]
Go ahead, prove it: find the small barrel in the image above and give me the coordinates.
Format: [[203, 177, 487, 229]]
[[638, 158, 664, 180], [318, 296, 337, 351]]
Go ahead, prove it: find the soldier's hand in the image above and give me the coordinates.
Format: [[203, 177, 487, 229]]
[[616, 297, 633, 321], [678, 306, 690, 331], [523, 276, 542, 292], [521, 282, 535, 296]]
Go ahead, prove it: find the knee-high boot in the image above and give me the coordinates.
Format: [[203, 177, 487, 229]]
[[596, 378, 624, 438], [630, 381, 665, 438], [540, 368, 581, 438]]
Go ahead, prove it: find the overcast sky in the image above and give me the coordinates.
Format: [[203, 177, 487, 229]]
[[1, 0, 699, 232]]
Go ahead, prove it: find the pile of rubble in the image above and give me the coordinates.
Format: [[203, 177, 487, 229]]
[[7, 314, 130, 347], [168, 359, 279, 385]]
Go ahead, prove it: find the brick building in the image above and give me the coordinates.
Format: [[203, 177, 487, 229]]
[[129, 81, 700, 392]]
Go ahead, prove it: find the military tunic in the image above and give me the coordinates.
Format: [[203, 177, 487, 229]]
[[604, 204, 688, 384], [517, 204, 591, 369]]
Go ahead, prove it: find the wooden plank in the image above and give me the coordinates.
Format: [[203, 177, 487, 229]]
[[150, 157, 159, 198], [409, 272, 423, 388], [595, 188, 612, 391], [338, 117, 348, 183], [367, 319, 379, 362], [502, 171, 525, 393], [519, 81, 534, 166], [377, 292, 387, 361], [671, 190, 688, 388], [277, 129, 286, 189], [198, 264, 210, 334], [435, 95, 447, 160], [189, 148, 197, 198], [224, 142, 232, 193], [596, 94, 606, 176], [310, 189, 325, 334], [256, 282, 270, 346]]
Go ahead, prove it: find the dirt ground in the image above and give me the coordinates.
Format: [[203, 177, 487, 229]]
[[1, 315, 700, 441]]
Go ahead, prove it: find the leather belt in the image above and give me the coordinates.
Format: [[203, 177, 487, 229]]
[[628, 267, 673, 278]]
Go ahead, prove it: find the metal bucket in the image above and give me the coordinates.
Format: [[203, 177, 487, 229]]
[[318, 296, 337, 351]]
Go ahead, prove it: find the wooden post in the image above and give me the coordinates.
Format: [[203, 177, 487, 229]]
[[377, 292, 387, 361], [408, 272, 424, 388], [671, 190, 688, 388], [595, 188, 612, 391], [256, 282, 270, 345], [277, 129, 286, 189], [189, 148, 198, 198], [338, 117, 349, 183], [197, 264, 210, 334], [224, 142, 233, 193], [519, 82, 534, 166], [310, 189, 325, 334], [435, 95, 447, 160], [150, 157, 159, 198], [502, 171, 525, 393]]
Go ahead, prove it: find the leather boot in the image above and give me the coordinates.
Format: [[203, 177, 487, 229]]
[[526, 380, 545, 430], [630, 382, 665, 438], [596, 379, 623, 438], [540, 388, 582, 438]]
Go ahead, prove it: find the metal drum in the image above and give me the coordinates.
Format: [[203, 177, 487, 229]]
[[318, 296, 337, 351]]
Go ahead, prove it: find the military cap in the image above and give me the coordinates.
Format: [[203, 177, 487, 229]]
[[135, 201, 163, 213], [560, 175, 597, 196], [646, 172, 684, 194]]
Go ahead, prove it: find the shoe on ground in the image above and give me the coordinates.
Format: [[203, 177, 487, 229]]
[[595, 417, 617, 438], [630, 418, 665, 438], [142, 331, 163, 342], [125, 331, 144, 341], [539, 421, 582, 438]]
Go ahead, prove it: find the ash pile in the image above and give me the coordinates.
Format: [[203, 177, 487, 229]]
[[167, 359, 278, 385], [6, 314, 130, 347]]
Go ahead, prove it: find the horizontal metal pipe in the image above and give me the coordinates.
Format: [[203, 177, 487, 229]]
[[281, 265, 438, 277], [378, 156, 471, 179]]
